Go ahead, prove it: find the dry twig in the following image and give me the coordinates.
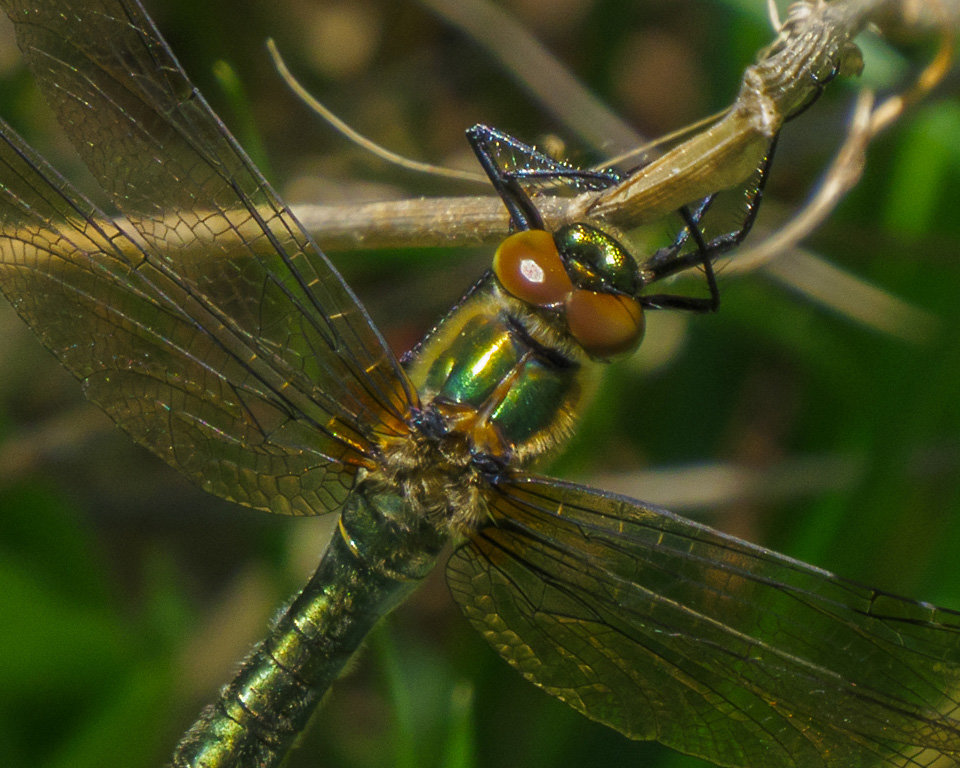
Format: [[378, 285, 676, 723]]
[[292, 0, 954, 253]]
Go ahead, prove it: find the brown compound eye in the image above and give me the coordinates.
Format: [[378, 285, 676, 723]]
[[493, 229, 574, 307], [564, 288, 645, 359]]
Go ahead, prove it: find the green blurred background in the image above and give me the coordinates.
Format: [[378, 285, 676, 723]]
[[0, 1, 958, 767]]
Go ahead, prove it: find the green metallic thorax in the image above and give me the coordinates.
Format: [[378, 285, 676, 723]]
[[405, 274, 591, 464]]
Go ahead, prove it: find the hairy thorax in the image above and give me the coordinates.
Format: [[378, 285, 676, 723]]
[[368, 274, 598, 541]]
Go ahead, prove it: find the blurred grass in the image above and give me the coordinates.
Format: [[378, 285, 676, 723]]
[[0, 1, 958, 768]]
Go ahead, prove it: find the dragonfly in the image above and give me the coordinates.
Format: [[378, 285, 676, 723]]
[[0, 1, 959, 767]]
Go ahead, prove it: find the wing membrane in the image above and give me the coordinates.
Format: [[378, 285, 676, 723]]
[[448, 474, 960, 768], [0, 0, 415, 515]]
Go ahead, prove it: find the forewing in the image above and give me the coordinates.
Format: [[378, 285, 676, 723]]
[[0, 0, 415, 515], [447, 474, 960, 768]]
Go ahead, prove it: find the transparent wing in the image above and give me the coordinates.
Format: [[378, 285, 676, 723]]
[[447, 474, 960, 768], [0, 0, 415, 515]]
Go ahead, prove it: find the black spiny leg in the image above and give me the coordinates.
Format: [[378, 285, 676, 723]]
[[786, 60, 842, 122], [466, 124, 622, 232], [639, 196, 721, 313], [637, 132, 781, 313]]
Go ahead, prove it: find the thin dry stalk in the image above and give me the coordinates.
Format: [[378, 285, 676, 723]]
[[293, 0, 953, 254]]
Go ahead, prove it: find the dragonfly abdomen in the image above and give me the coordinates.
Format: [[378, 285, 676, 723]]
[[170, 485, 443, 767]]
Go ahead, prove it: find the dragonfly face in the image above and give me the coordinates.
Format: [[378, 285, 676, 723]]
[[404, 222, 647, 473], [1, 2, 960, 768]]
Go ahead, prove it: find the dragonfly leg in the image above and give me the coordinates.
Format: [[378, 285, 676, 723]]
[[509, 165, 623, 187], [466, 124, 621, 231], [785, 59, 841, 122], [637, 131, 781, 313], [467, 125, 545, 230], [639, 197, 719, 313]]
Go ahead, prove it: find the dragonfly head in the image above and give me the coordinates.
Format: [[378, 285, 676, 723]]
[[555, 223, 639, 294], [492, 224, 645, 360]]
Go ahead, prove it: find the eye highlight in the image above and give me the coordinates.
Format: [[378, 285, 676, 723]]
[[493, 229, 573, 307]]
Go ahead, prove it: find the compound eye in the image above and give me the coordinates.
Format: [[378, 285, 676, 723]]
[[555, 223, 639, 294], [565, 289, 645, 359], [493, 229, 574, 307]]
